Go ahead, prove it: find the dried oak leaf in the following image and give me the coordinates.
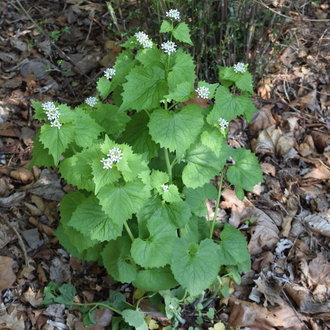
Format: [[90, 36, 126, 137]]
[[0, 256, 16, 290], [239, 207, 280, 255], [228, 298, 305, 329], [304, 163, 330, 180]]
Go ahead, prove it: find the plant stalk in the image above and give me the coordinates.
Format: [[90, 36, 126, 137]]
[[124, 221, 134, 241], [164, 148, 172, 183], [73, 302, 122, 315], [209, 169, 225, 239]]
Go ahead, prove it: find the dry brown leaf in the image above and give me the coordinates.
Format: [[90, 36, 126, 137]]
[[0, 303, 25, 329], [239, 207, 280, 255], [0, 256, 16, 290], [298, 135, 315, 157], [308, 253, 330, 287], [304, 212, 330, 237], [220, 189, 252, 227], [22, 287, 44, 307], [304, 164, 330, 180], [311, 131, 330, 153], [249, 104, 276, 136], [184, 96, 209, 108], [228, 298, 305, 329], [280, 47, 297, 67], [260, 162, 276, 176], [10, 167, 34, 183]]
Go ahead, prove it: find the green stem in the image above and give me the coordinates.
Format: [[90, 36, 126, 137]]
[[209, 169, 225, 239], [164, 148, 172, 183], [170, 156, 177, 168], [73, 302, 122, 315], [124, 221, 134, 241]]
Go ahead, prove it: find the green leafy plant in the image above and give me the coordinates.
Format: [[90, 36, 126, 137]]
[[32, 9, 263, 326]]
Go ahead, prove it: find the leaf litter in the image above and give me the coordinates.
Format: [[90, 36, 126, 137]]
[[0, 0, 329, 328]]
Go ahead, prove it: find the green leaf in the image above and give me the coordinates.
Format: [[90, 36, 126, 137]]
[[160, 20, 173, 33], [207, 86, 256, 123], [197, 81, 218, 99], [173, 22, 193, 45], [171, 238, 220, 296], [54, 284, 76, 308], [180, 216, 210, 243], [138, 197, 191, 233], [184, 183, 217, 217], [39, 123, 75, 165], [32, 100, 47, 120], [218, 224, 251, 271], [148, 105, 204, 156], [131, 230, 176, 268], [136, 48, 165, 69], [218, 66, 253, 93], [168, 52, 195, 95], [57, 192, 100, 254], [120, 66, 167, 111], [89, 102, 130, 138], [73, 109, 103, 148], [30, 131, 55, 168], [226, 148, 263, 193], [119, 111, 158, 159], [97, 77, 112, 99], [182, 142, 222, 189], [102, 236, 137, 283], [97, 180, 150, 224], [59, 151, 95, 192], [68, 195, 122, 242], [200, 128, 231, 158], [235, 72, 253, 93], [122, 309, 148, 330], [133, 266, 178, 291], [165, 82, 194, 102]]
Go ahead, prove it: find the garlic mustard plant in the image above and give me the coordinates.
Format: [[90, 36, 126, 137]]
[[31, 10, 263, 327]]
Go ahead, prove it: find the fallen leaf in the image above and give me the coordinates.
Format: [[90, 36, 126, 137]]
[[0, 256, 16, 290], [249, 104, 276, 136], [10, 167, 34, 183], [304, 163, 330, 180], [0, 303, 25, 329], [228, 298, 305, 329], [308, 253, 330, 287], [304, 212, 330, 237], [220, 189, 252, 227], [239, 207, 280, 255]]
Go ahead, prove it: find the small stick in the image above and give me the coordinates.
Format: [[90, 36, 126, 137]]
[[2, 217, 29, 267]]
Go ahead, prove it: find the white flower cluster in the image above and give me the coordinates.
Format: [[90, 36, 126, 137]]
[[161, 41, 177, 55], [104, 67, 116, 80], [196, 86, 210, 99], [218, 118, 229, 130], [100, 147, 123, 169], [161, 184, 169, 192], [42, 101, 62, 128], [135, 31, 153, 48], [85, 96, 98, 107], [233, 62, 246, 73], [166, 9, 180, 21]]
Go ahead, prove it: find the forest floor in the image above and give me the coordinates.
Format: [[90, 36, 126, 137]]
[[0, 1, 329, 329]]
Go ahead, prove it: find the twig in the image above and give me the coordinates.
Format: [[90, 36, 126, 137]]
[[2, 217, 29, 267], [252, 0, 330, 22]]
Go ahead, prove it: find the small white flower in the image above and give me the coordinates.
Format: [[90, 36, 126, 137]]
[[233, 62, 246, 73], [85, 96, 98, 107], [100, 157, 113, 169], [196, 86, 210, 99], [42, 101, 57, 112], [100, 147, 123, 169], [135, 31, 153, 48], [166, 9, 180, 21], [50, 119, 62, 128], [218, 118, 229, 130], [104, 67, 116, 80], [161, 184, 169, 192], [42, 101, 62, 129], [107, 147, 123, 163], [161, 41, 177, 55]]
